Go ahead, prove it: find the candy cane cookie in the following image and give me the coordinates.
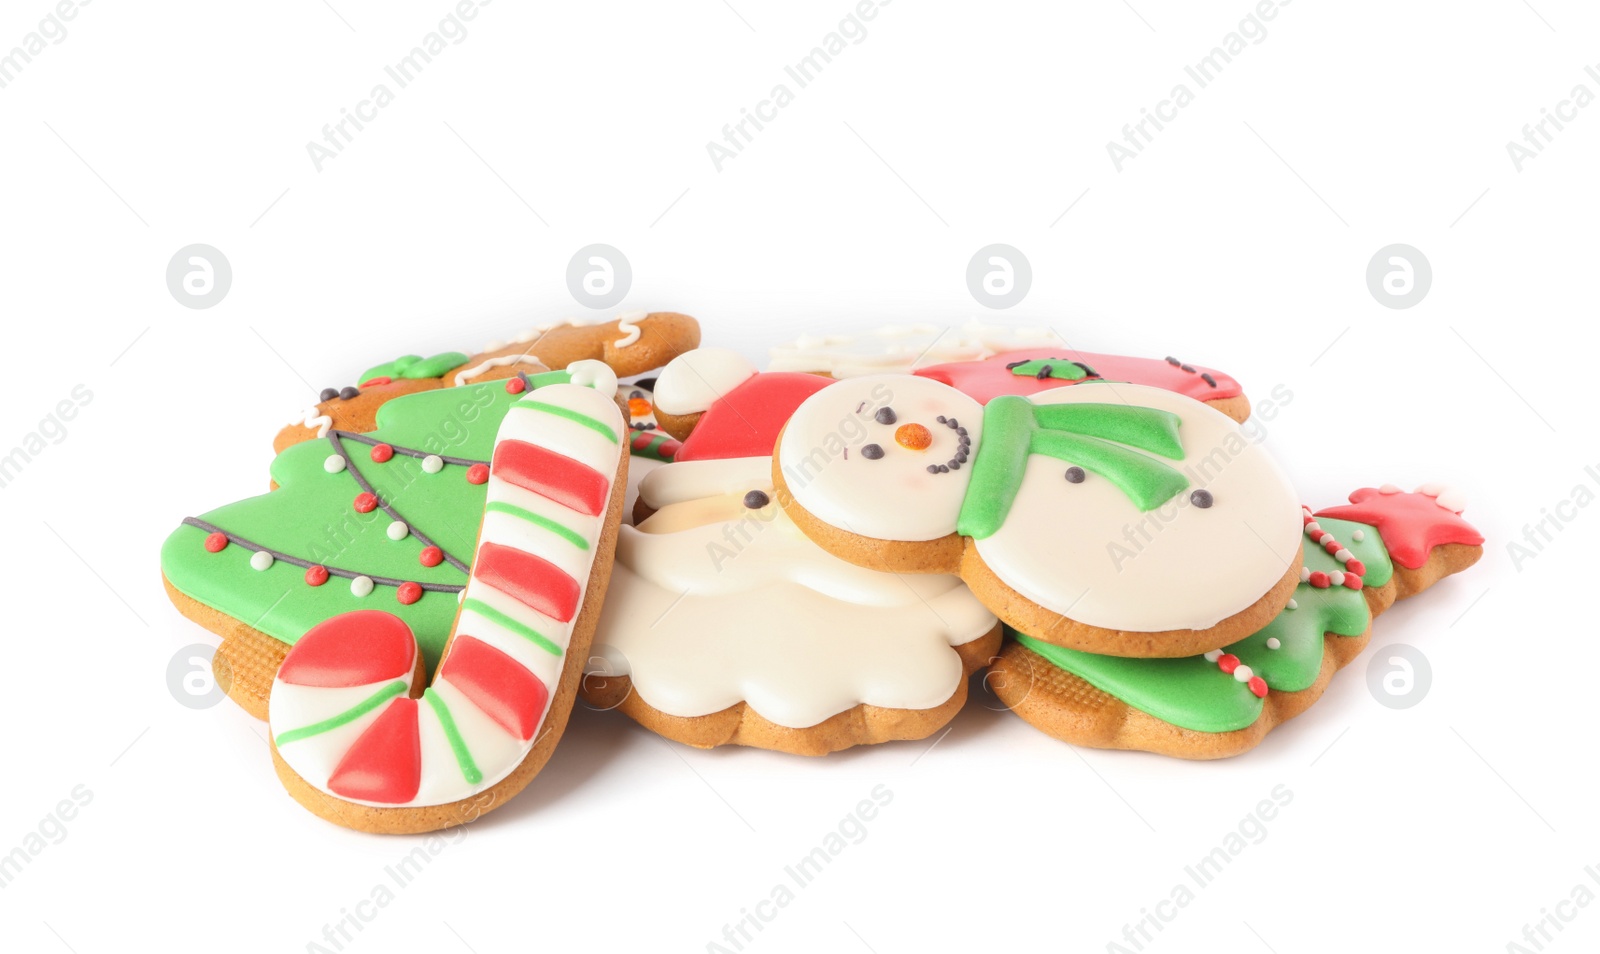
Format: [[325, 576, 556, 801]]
[[267, 381, 627, 833]]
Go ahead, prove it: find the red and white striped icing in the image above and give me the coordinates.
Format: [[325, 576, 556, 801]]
[[268, 382, 624, 808]]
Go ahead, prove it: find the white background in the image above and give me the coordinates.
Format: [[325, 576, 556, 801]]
[[1, 1, 1594, 951]]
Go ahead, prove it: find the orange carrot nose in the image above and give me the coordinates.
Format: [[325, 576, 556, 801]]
[[627, 397, 653, 417], [895, 423, 932, 451]]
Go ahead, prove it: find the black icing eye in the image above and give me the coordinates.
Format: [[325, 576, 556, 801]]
[[320, 387, 339, 402], [874, 407, 897, 425], [1064, 466, 1086, 483], [743, 490, 770, 509], [1190, 489, 1214, 508], [339, 386, 360, 400], [861, 444, 884, 460]]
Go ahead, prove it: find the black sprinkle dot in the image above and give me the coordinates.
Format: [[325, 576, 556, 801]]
[[956, 427, 967, 437], [1180, 364, 1195, 373], [937, 465, 949, 474], [1036, 365, 1052, 380], [320, 387, 339, 402], [743, 490, 770, 509], [1190, 489, 1214, 509], [926, 464, 940, 474], [630, 389, 644, 399], [947, 418, 958, 428], [862, 444, 884, 460], [1201, 373, 1217, 387], [874, 407, 897, 425], [948, 460, 961, 470], [937, 415, 947, 424], [1078, 363, 1098, 377], [1065, 466, 1086, 483], [339, 386, 360, 400], [1165, 356, 1180, 366], [1005, 360, 1024, 370]]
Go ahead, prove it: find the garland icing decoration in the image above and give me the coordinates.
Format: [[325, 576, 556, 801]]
[[956, 396, 1188, 539]]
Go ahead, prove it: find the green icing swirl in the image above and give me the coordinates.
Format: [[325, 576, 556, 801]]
[[1013, 516, 1390, 733]]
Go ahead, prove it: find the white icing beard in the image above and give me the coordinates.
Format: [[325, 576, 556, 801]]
[[973, 383, 1302, 632], [591, 468, 997, 728], [777, 374, 983, 542]]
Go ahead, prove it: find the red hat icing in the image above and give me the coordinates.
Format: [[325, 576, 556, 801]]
[[676, 372, 833, 462]]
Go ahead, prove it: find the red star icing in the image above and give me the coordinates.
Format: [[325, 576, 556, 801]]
[[1315, 486, 1484, 569]]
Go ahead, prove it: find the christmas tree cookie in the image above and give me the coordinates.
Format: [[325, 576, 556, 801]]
[[987, 486, 1484, 758]]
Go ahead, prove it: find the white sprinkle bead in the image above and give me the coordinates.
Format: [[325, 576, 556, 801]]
[[422, 455, 444, 474], [1335, 548, 1353, 563], [1300, 567, 1312, 583], [324, 455, 346, 473], [1204, 650, 1223, 662], [387, 521, 409, 541], [1233, 665, 1254, 682], [250, 550, 274, 571], [351, 575, 374, 597], [1319, 533, 1335, 546], [1287, 598, 1298, 610], [1330, 571, 1345, 586], [1352, 529, 1366, 542], [1266, 637, 1282, 650], [1305, 522, 1322, 536]]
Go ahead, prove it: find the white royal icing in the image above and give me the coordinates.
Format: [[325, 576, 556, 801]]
[[651, 348, 758, 416], [768, 321, 1062, 378], [295, 406, 334, 438], [591, 466, 996, 728], [613, 310, 646, 348]]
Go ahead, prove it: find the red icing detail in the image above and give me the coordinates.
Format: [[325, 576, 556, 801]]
[[419, 546, 444, 568], [327, 697, 422, 804], [506, 377, 526, 395], [1247, 676, 1268, 698], [370, 443, 395, 463], [1308, 571, 1330, 588], [675, 372, 833, 462], [466, 463, 490, 485], [305, 565, 330, 586], [1217, 654, 1240, 675], [362, 376, 393, 386], [633, 431, 682, 459], [491, 441, 609, 516], [915, 349, 1244, 405], [1316, 488, 1485, 570], [353, 491, 379, 513], [1346, 559, 1367, 577], [1323, 540, 1342, 555], [277, 610, 415, 687], [473, 542, 580, 622], [439, 635, 549, 741], [1343, 574, 1363, 590], [204, 532, 228, 553], [396, 581, 422, 605]]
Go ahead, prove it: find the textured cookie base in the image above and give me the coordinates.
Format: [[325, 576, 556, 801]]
[[988, 542, 1483, 759], [773, 451, 1300, 658], [162, 573, 286, 721], [581, 623, 1004, 756], [268, 452, 629, 833]]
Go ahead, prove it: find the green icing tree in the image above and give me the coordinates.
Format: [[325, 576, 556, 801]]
[[161, 370, 576, 666]]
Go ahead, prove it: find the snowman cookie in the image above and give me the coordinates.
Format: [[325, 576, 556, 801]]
[[275, 311, 699, 453], [773, 374, 1305, 657], [988, 486, 1484, 758], [584, 349, 1002, 755]]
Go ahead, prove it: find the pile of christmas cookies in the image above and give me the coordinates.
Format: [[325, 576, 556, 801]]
[[159, 312, 1483, 832]]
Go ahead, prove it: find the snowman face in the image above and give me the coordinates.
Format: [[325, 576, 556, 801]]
[[777, 375, 984, 542]]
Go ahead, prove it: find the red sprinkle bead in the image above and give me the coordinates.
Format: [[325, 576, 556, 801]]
[[1247, 676, 1269, 698], [1217, 654, 1240, 675], [204, 531, 228, 553], [353, 492, 379, 513], [466, 463, 489, 485], [1343, 574, 1363, 590], [396, 581, 423, 605], [370, 443, 395, 463], [1308, 571, 1330, 588], [1346, 559, 1366, 577], [419, 546, 443, 568], [1323, 540, 1343, 555], [362, 376, 392, 386], [505, 377, 526, 394], [305, 565, 329, 586]]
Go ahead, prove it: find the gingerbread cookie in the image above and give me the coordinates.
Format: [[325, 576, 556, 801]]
[[988, 486, 1484, 758], [275, 311, 699, 452], [773, 374, 1304, 657], [161, 361, 624, 720], [915, 349, 1250, 423], [584, 349, 1001, 755], [267, 379, 628, 831]]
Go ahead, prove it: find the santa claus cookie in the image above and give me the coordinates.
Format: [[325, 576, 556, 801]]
[[265, 380, 627, 832], [275, 311, 699, 453], [773, 374, 1305, 658], [583, 349, 1002, 755], [988, 486, 1484, 758], [161, 361, 624, 720]]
